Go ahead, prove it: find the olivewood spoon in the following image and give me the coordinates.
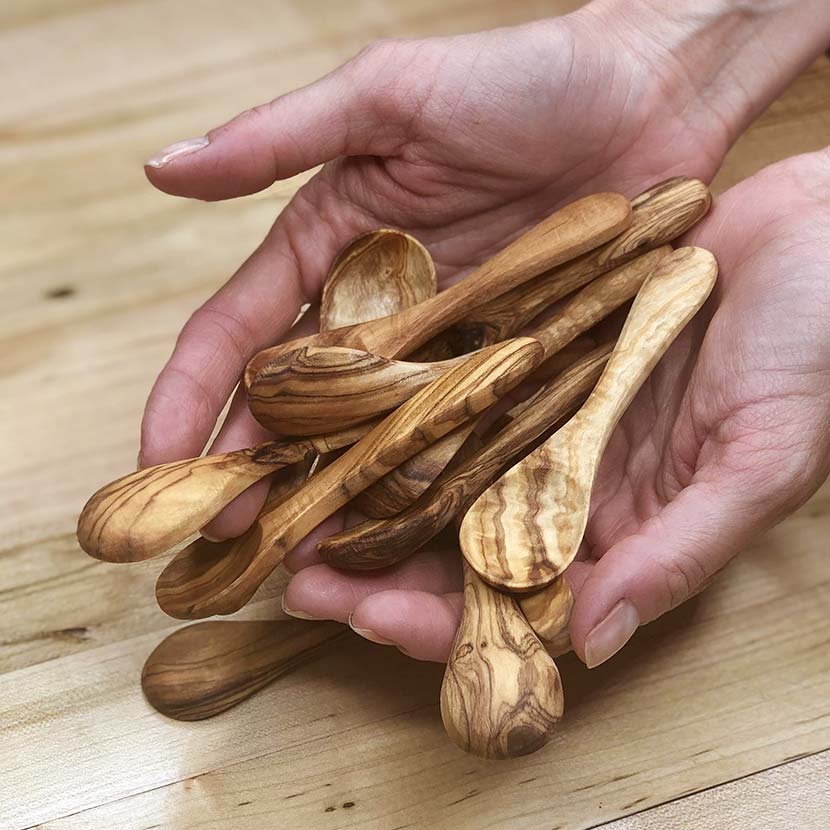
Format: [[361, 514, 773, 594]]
[[320, 228, 436, 329], [247, 244, 668, 437], [355, 178, 710, 516], [461, 246, 719, 591], [142, 619, 347, 720], [441, 561, 564, 759], [155, 337, 544, 619], [244, 193, 631, 391], [518, 576, 574, 657], [76, 425, 370, 563], [77, 228, 435, 563]]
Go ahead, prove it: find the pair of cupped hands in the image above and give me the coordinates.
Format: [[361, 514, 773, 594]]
[[141, 8, 830, 668]]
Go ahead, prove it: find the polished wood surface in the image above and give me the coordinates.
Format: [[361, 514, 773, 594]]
[[2, 0, 828, 827]]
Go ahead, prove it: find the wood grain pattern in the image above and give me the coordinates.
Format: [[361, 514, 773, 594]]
[[438, 177, 711, 353], [461, 246, 719, 591], [76, 424, 371, 563], [248, 345, 468, 435], [518, 576, 574, 657], [320, 228, 436, 330], [156, 337, 544, 619], [318, 341, 612, 568], [3, 0, 828, 825], [244, 192, 631, 389], [141, 619, 347, 721], [440, 561, 564, 759], [354, 420, 479, 518]]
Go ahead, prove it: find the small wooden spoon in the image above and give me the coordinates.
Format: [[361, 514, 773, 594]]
[[321, 228, 436, 329], [156, 338, 544, 619], [76, 424, 370, 563], [142, 619, 346, 720], [460, 246, 718, 591], [248, 245, 667, 437], [441, 561, 564, 759], [245, 194, 631, 389]]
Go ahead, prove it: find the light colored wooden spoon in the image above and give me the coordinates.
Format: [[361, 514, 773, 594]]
[[441, 561, 564, 759], [141, 619, 347, 720], [320, 228, 436, 329], [155, 337, 544, 619], [76, 424, 371, 563], [248, 244, 667, 437], [244, 193, 631, 389], [461, 246, 719, 591]]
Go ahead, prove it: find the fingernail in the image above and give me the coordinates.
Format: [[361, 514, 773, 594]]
[[281, 593, 319, 620], [348, 613, 396, 646], [199, 530, 222, 543], [584, 599, 639, 669], [145, 136, 209, 168]]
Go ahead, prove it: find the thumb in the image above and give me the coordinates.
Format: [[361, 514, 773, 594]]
[[569, 480, 764, 668], [144, 41, 414, 201]]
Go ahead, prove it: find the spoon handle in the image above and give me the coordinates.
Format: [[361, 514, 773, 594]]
[[572, 246, 717, 444], [449, 177, 711, 352]]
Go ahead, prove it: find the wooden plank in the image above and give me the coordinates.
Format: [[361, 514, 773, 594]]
[[4, 481, 829, 829], [598, 750, 830, 830]]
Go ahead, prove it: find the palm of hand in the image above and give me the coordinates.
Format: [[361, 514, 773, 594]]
[[572, 154, 830, 638]]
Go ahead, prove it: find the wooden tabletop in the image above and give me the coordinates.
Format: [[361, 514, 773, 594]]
[[2, 1, 829, 828]]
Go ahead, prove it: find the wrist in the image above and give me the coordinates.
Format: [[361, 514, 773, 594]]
[[581, 0, 830, 147]]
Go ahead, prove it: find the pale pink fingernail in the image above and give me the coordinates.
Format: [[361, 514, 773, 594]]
[[145, 136, 209, 168], [584, 599, 639, 668], [199, 530, 222, 543], [348, 613, 396, 646], [281, 593, 319, 620]]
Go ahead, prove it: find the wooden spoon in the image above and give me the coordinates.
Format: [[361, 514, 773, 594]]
[[318, 341, 613, 569], [155, 337, 544, 619], [76, 424, 370, 563], [248, 244, 668, 437], [320, 228, 436, 329], [142, 619, 346, 720], [77, 228, 435, 564], [244, 193, 631, 389], [461, 246, 718, 591], [441, 561, 564, 759]]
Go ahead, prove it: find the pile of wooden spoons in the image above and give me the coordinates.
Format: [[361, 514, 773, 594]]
[[79, 177, 718, 759]]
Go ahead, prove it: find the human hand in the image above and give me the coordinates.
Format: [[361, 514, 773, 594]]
[[282, 147, 830, 663], [140, 0, 827, 539]]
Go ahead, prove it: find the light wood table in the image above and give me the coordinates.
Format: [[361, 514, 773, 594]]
[[2, 2, 829, 828]]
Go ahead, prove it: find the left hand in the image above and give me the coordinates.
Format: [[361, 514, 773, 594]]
[[283, 148, 830, 664]]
